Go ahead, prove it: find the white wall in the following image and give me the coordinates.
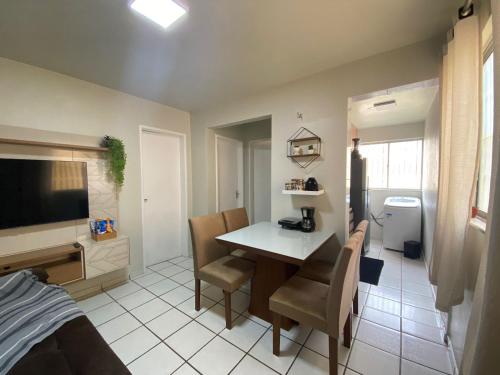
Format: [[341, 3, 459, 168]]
[[357, 121, 425, 143], [0, 58, 191, 277], [191, 39, 442, 243]]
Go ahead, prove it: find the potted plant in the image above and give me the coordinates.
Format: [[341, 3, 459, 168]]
[[101, 136, 127, 187], [308, 144, 315, 154]]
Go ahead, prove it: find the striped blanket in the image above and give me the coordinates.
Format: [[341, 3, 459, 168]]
[[0, 270, 83, 375]]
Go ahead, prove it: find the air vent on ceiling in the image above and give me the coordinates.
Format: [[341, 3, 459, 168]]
[[371, 99, 397, 111]]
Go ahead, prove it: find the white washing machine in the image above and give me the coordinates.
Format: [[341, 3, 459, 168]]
[[383, 197, 421, 251]]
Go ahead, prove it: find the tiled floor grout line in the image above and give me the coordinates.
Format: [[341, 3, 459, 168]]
[[146, 260, 313, 374], [226, 326, 279, 375], [117, 261, 268, 373], [81, 252, 451, 374]]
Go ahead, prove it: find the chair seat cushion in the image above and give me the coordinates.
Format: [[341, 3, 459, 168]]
[[296, 260, 333, 285], [269, 275, 328, 331], [230, 249, 258, 262], [199, 255, 255, 292]]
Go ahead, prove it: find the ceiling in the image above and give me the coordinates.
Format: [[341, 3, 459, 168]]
[[0, 0, 459, 112], [350, 83, 439, 128]]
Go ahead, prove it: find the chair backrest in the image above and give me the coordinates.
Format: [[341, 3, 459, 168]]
[[326, 229, 365, 338], [307, 234, 342, 264], [189, 213, 230, 277], [222, 207, 249, 232], [352, 220, 368, 298]]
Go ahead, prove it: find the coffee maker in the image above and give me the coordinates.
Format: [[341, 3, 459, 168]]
[[301, 207, 316, 232]]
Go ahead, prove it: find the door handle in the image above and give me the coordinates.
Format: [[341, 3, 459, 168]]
[[144, 198, 149, 202], [235, 190, 240, 199]]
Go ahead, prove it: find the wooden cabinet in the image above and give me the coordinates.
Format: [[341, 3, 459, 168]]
[[0, 244, 84, 285], [83, 236, 130, 279]]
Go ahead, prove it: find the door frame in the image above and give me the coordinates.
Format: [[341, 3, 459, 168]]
[[139, 125, 189, 268], [248, 138, 271, 223], [215, 134, 244, 212]]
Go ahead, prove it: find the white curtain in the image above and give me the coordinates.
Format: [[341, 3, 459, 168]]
[[429, 15, 480, 311], [462, 2, 500, 373]]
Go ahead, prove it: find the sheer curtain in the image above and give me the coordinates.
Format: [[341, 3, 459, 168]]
[[462, 3, 500, 374], [429, 15, 480, 311]]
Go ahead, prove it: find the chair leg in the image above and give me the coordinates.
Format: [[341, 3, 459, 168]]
[[273, 313, 281, 356], [195, 279, 201, 311], [353, 287, 359, 315], [224, 290, 232, 329], [329, 336, 338, 375], [343, 310, 352, 348]]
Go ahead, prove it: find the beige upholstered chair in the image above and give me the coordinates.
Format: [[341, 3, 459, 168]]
[[189, 213, 255, 329], [296, 220, 368, 314], [222, 207, 257, 262], [269, 229, 366, 375]]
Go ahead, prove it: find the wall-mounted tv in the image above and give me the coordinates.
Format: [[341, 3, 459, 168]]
[[0, 159, 89, 229]]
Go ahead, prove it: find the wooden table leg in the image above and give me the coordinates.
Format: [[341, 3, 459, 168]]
[[249, 255, 298, 330]]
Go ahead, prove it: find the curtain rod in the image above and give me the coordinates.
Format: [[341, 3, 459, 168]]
[[459, 0, 474, 19]]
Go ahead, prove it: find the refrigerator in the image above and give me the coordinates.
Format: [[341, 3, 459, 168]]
[[350, 157, 370, 254]]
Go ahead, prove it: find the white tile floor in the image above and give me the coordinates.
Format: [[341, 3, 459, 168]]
[[77, 240, 454, 374]]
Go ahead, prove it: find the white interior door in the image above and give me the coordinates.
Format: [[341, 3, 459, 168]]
[[141, 129, 186, 266], [252, 140, 272, 223], [216, 136, 243, 211]]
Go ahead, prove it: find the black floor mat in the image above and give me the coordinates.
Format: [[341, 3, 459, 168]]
[[360, 257, 384, 285]]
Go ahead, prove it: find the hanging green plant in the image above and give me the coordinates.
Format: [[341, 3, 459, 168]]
[[101, 136, 127, 187]]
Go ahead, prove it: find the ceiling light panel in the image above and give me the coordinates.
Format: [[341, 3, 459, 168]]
[[130, 0, 186, 29]]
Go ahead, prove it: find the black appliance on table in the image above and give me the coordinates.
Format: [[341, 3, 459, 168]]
[[301, 206, 315, 232], [350, 138, 370, 254], [278, 217, 302, 230], [278, 206, 316, 232]]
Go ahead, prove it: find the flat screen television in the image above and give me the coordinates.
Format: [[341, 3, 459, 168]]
[[0, 159, 89, 229]]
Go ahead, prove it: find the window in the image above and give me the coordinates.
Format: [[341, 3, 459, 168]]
[[476, 51, 494, 214], [359, 139, 423, 189]]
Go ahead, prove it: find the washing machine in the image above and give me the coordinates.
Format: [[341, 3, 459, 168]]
[[383, 196, 421, 251]]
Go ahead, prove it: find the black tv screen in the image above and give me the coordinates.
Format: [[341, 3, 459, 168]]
[[0, 159, 89, 229]]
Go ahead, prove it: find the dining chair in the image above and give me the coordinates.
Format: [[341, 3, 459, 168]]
[[296, 220, 368, 315], [189, 213, 256, 329], [269, 229, 365, 375], [221, 207, 257, 262]]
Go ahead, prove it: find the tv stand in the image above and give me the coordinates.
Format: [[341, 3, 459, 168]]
[[0, 243, 85, 285]]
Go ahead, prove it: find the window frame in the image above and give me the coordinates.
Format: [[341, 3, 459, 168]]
[[475, 39, 494, 220], [359, 138, 424, 191]]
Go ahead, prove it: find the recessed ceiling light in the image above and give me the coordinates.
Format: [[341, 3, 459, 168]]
[[130, 0, 186, 29]]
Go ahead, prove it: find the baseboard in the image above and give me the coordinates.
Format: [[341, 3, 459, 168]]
[[421, 252, 459, 374], [64, 268, 129, 301], [445, 332, 460, 375]]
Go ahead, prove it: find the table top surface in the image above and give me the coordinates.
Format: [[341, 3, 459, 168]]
[[216, 221, 335, 263]]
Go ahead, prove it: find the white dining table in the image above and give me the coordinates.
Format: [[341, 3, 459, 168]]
[[216, 221, 335, 328], [216, 221, 335, 265]]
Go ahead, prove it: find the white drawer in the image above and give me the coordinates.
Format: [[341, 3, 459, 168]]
[[85, 237, 130, 279]]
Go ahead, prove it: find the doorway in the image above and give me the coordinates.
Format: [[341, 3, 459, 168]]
[[216, 135, 244, 211], [346, 78, 439, 247], [140, 126, 188, 267]]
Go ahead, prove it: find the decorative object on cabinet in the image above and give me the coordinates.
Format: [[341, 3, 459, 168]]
[[351, 138, 362, 160], [101, 135, 127, 187], [0, 243, 85, 285], [287, 127, 321, 168], [90, 218, 118, 241]]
